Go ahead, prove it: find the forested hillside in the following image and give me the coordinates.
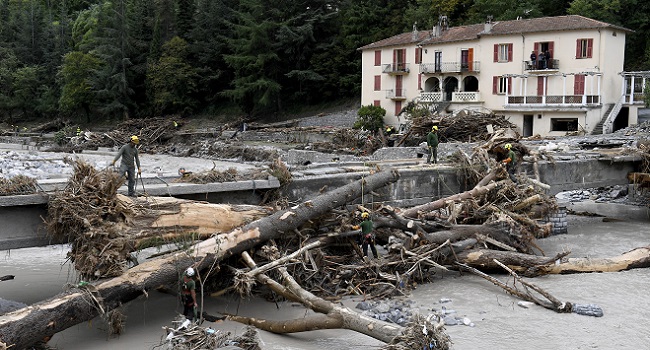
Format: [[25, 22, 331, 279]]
[[0, 0, 647, 124]]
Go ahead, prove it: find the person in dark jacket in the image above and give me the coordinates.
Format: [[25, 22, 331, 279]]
[[112, 135, 142, 197], [427, 126, 439, 164], [180, 267, 198, 322]]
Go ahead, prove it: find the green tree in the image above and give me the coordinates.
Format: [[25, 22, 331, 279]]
[[176, 0, 195, 41], [465, 0, 543, 23], [58, 51, 101, 122], [222, 0, 282, 116], [92, 0, 134, 119], [0, 47, 19, 122], [354, 105, 386, 132], [190, 0, 236, 108], [147, 36, 199, 115], [12, 65, 44, 119]]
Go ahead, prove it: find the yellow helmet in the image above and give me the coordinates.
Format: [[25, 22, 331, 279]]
[[130, 135, 140, 144], [361, 212, 370, 219], [504, 143, 512, 149], [432, 126, 438, 131]]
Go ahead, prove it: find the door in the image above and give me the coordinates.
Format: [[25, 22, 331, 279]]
[[523, 114, 533, 137], [434, 52, 442, 72], [461, 49, 469, 71]]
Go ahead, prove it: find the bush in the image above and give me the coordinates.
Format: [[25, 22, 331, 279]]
[[354, 105, 385, 132]]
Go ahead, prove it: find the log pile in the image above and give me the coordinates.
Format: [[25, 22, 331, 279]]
[[6, 142, 650, 349]]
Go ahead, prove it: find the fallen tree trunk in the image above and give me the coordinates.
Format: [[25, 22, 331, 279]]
[[0, 169, 400, 349], [401, 180, 506, 218], [456, 247, 650, 276]]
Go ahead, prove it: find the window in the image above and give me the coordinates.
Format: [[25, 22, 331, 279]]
[[374, 50, 381, 66], [576, 39, 593, 59], [393, 49, 406, 71], [418, 73, 422, 90], [373, 100, 381, 107], [415, 48, 422, 64], [492, 76, 512, 94], [395, 101, 402, 117], [494, 43, 513, 62], [374, 75, 381, 91], [551, 118, 578, 132]]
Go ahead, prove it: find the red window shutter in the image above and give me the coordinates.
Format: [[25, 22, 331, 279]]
[[374, 50, 381, 66], [493, 44, 498, 62], [374, 75, 381, 91], [548, 42, 554, 58], [418, 73, 422, 90], [402, 50, 406, 69], [534, 42, 540, 54], [373, 100, 380, 107], [415, 48, 421, 64], [508, 77, 512, 93], [576, 39, 581, 58], [393, 50, 397, 65], [493, 76, 498, 94], [587, 39, 593, 58], [574, 75, 585, 94], [508, 44, 513, 62], [537, 77, 544, 96], [395, 101, 402, 116]]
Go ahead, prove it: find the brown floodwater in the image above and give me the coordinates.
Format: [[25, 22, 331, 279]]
[[1, 216, 649, 349]]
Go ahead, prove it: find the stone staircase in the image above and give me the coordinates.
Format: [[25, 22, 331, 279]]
[[591, 103, 614, 135]]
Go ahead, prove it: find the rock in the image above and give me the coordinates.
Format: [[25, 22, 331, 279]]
[[572, 303, 604, 317], [355, 301, 373, 311]]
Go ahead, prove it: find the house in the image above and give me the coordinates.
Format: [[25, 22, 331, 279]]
[[359, 15, 643, 136]]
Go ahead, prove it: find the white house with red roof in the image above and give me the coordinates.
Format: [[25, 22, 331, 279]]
[[359, 15, 646, 136]]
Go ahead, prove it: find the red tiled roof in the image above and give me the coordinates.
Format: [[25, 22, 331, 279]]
[[359, 15, 632, 50], [358, 31, 432, 51]]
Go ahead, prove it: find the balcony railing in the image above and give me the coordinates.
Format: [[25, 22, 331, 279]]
[[507, 94, 600, 105], [420, 61, 480, 74], [382, 63, 410, 74], [420, 91, 480, 103], [623, 93, 646, 104], [386, 89, 407, 100], [523, 59, 560, 71]]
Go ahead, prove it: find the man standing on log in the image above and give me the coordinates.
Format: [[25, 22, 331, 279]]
[[427, 126, 439, 164], [180, 267, 198, 322], [111, 135, 141, 197], [354, 212, 378, 261], [502, 143, 518, 183]]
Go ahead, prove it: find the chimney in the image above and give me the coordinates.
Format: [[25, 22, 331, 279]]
[[412, 22, 418, 40], [484, 15, 493, 33]]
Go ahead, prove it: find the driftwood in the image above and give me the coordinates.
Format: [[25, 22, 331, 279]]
[[456, 260, 604, 316], [227, 250, 451, 348], [0, 169, 400, 349], [456, 247, 650, 276], [402, 180, 507, 218]]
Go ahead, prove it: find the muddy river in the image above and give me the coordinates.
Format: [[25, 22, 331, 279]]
[[1, 216, 649, 350]]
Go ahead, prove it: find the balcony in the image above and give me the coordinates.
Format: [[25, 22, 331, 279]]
[[507, 94, 600, 106], [523, 59, 560, 72], [623, 93, 646, 105], [382, 63, 410, 75], [420, 91, 480, 103], [420, 61, 480, 74], [386, 89, 407, 100]]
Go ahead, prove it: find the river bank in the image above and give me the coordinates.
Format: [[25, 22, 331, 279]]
[[1, 215, 648, 350]]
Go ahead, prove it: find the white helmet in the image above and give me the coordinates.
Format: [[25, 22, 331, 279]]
[[185, 267, 195, 277]]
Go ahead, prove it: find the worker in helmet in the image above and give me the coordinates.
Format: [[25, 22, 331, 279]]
[[111, 135, 142, 197], [180, 267, 198, 322], [354, 212, 378, 261], [502, 143, 518, 182], [426, 125, 439, 164]]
